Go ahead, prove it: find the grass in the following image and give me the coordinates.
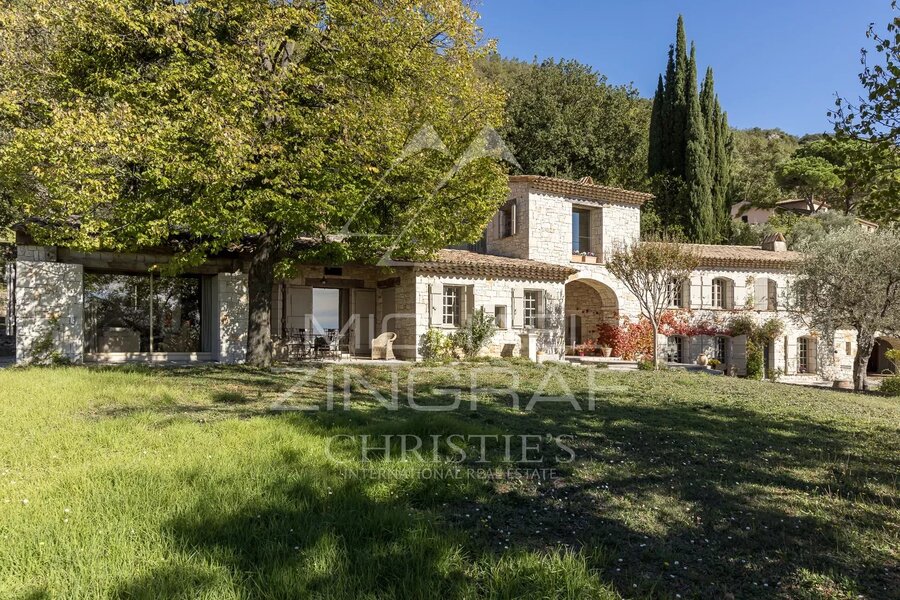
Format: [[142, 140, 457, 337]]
[[0, 361, 898, 599]]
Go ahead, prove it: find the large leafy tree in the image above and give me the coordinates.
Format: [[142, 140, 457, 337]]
[[833, 2, 900, 224], [482, 56, 650, 190], [0, 0, 508, 366], [775, 156, 843, 213], [791, 227, 900, 391], [728, 128, 799, 210]]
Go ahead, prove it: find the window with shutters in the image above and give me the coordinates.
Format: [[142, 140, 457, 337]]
[[442, 286, 462, 326], [711, 278, 733, 309], [712, 336, 729, 361], [666, 336, 684, 363], [523, 290, 541, 328], [667, 279, 686, 308], [798, 337, 809, 373]]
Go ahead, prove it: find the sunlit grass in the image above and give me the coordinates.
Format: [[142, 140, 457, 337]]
[[0, 363, 897, 599]]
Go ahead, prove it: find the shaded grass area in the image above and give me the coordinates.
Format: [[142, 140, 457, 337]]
[[0, 361, 898, 599]]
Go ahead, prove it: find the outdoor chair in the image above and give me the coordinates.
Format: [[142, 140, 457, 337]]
[[371, 332, 397, 360]]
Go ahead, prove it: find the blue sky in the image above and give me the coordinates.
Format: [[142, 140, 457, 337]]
[[477, 0, 896, 136]]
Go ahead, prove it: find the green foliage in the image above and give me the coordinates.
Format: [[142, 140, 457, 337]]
[[448, 307, 497, 359], [746, 340, 764, 380], [420, 328, 454, 362], [775, 156, 843, 212], [728, 128, 799, 208], [834, 4, 900, 224], [880, 376, 900, 397], [483, 55, 650, 190], [886, 349, 900, 370], [0, 0, 509, 366], [647, 16, 729, 242], [637, 359, 656, 371]]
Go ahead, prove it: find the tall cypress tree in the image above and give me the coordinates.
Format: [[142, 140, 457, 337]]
[[646, 15, 730, 243], [683, 45, 715, 242], [648, 75, 665, 175]]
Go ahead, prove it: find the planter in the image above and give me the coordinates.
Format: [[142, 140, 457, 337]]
[[571, 254, 584, 263], [599, 346, 612, 357], [578, 352, 585, 357], [832, 379, 853, 390], [697, 353, 709, 366], [583, 256, 598, 264]]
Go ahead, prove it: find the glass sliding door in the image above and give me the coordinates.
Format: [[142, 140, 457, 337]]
[[84, 272, 203, 354]]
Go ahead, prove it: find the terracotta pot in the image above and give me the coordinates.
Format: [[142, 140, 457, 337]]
[[583, 256, 598, 264], [600, 346, 612, 357]]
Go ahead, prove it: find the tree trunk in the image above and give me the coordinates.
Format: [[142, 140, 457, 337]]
[[651, 320, 661, 370], [853, 328, 875, 392], [246, 228, 279, 368]]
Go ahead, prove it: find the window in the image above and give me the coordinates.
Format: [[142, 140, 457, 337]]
[[83, 273, 203, 353], [667, 279, 685, 308], [713, 336, 729, 362], [798, 337, 809, 373], [741, 215, 749, 223], [523, 290, 541, 328], [442, 286, 462, 326], [494, 305, 508, 329], [499, 201, 516, 238], [667, 336, 684, 363], [572, 208, 591, 253], [711, 278, 732, 309]]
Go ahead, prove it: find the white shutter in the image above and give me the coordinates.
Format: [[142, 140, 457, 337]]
[[809, 338, 819, 374], [511, 289, 524, 329], [690, 277, 702, 309], [429, 283, 443, 327], [727, 280, 736, 310], [510, 200, 517, 235], [537, 291, 547, 329], [754, 278, 769, 311]]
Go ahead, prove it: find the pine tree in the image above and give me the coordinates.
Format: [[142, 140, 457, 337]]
[[714, 101, 732, 239], [700, 67, 724, 241], [683, 45, 715, 242], [667, 15, 688, 178]]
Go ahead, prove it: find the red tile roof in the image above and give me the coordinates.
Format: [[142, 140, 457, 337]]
[[416, 249, 577, 281], [509, 175, 653, 206]]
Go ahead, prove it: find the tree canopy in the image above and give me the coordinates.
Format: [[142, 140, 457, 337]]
[[480, 55, 651, 191], [0, 0, 509, 366]]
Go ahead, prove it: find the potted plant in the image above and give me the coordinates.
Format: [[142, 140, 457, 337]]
[[599, 345, 613, 357], [708, 358, 721, 370], [583, 252, 598, 264], [571, 252, 584, 263]]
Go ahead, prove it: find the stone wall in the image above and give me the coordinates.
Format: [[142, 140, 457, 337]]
[[215, 273, 248, 364], [413, 271, 565, 360], [15, 256, 84, 364]]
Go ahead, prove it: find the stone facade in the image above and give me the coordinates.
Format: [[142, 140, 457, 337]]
[[15, 251, 83, 364]]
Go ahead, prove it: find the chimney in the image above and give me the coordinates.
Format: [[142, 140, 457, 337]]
[[762, 232, 787, 252]]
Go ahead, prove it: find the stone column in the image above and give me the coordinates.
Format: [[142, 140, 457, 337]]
[[215, 272, 249, 364], [15, 249, 84, 364], [520, 332, 538, 362]]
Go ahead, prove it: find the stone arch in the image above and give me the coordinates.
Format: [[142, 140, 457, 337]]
[[868, 337, 900, 374], [564, 278, 620, 348]]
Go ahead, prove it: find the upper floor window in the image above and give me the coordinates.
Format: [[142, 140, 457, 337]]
[[572, 208, 591, 253], [499, 201, 517, 238], [667, 278, 687, 308], [524, 290, 541, 328], [442, 286, 462, 326], [711, 278, 734, 309]]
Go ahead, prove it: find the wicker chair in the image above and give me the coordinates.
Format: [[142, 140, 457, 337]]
[[371, 332, 397, 360]]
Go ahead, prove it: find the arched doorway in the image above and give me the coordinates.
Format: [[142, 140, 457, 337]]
[[564, 279, 620, 349], [868, 337, 900, 375]]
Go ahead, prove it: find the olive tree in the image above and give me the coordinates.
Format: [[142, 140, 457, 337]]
[[606, 238, 700, 369], [791, 227, 900, 391]]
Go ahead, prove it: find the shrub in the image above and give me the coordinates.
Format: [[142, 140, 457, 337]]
[[880, 376, 900, 397], [637, 359, 656, 371], [421, 328, 453, 361], [886, 348, 900, 371], [746, 340, 764, 380], [450, 307, 497, 359]]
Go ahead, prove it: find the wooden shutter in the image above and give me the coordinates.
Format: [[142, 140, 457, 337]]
[[768, 279, 778, 310], [727, 280, 735, 310], [465, 285, 476, 323], [809, 338, 819, 374], [510, 200, 517, 235], [511, 289, 524, 329], [428, 283, 443, 327], [732, 335, 748, 375], [754, 278, 769, 311]]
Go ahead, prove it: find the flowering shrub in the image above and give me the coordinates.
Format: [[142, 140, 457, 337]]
[[594, 310, 733, 361]]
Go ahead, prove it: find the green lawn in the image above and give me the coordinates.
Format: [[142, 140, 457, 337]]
[[0, 362, 897, 599]]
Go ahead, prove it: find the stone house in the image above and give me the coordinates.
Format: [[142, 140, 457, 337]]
[[8, 174, 899, 377]]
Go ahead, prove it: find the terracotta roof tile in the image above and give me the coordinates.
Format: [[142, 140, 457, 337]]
[[416, 249, 577, 281], [678, 244, 802, 270], [509, 175, 653, 206]]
